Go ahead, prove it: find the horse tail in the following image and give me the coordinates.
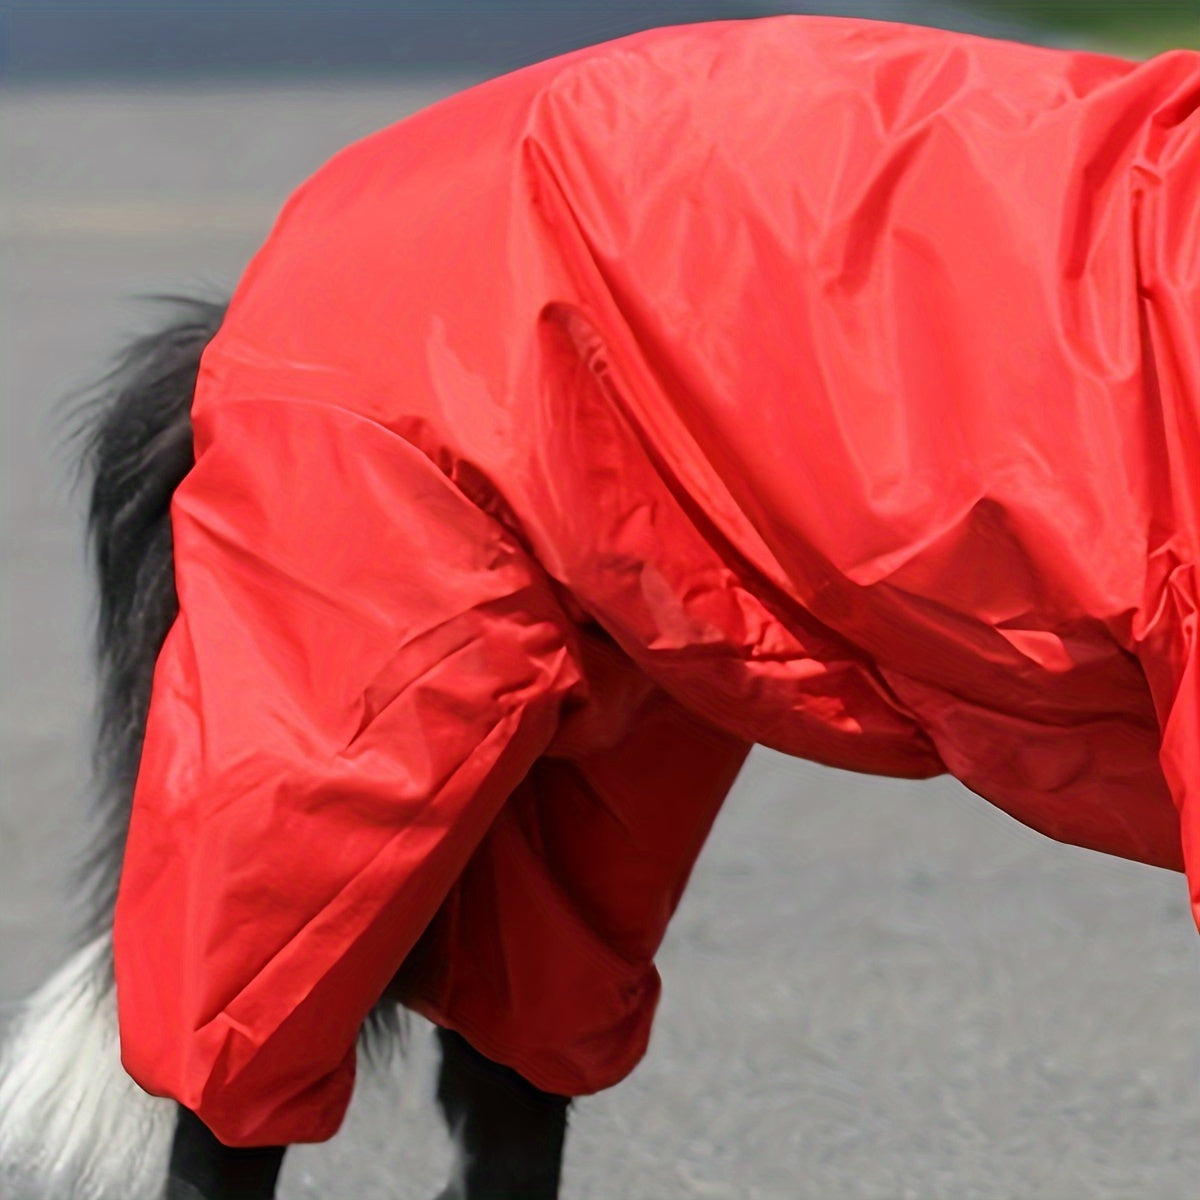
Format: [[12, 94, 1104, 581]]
[[0, 297, 226, 1199], [73, 295, 225, 943]]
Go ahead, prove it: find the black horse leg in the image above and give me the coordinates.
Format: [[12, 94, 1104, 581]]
[[433, 1028, 570, 1200], [161, 1028, 568, 1200], [165, 1104, 287, 1200]]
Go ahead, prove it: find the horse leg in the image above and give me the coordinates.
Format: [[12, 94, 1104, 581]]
[[162, 1030, 569, 1200], [433, 1028, 569, 1200], [165, 1103, 286, 1200]]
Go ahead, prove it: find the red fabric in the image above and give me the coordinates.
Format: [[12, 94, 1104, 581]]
[[113, 16, 1200, 1145]]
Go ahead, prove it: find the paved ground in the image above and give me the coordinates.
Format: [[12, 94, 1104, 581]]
[[2, 75, 1199, 1200]]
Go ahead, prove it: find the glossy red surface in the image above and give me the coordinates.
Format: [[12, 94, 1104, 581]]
[[113, 16, 1200, 1145]]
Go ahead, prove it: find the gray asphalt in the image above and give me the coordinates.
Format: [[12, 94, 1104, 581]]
[[2, 76, 1199, 1200]]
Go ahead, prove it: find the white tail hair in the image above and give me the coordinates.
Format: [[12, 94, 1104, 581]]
[[0, 933, 174, 1200]]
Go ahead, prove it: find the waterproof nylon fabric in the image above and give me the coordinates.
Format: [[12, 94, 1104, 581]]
[[114, 16, 1200, 1145]]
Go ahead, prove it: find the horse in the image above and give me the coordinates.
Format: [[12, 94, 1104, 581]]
[[3, 15, 1200, 1200]]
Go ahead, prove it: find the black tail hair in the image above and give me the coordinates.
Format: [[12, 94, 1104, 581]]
[[56, 296, 404, 1059], [59, 296, 224, 947]]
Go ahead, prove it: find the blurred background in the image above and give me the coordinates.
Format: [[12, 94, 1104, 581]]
[[2, 0, 1198, 78], [3, 3, 1199, 1199]]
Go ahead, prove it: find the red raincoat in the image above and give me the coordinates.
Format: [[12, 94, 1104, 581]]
[[113, 17, 1200, 1145]]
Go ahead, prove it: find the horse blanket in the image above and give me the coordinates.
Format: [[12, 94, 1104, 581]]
[[113, 16, 1200, 1145]]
